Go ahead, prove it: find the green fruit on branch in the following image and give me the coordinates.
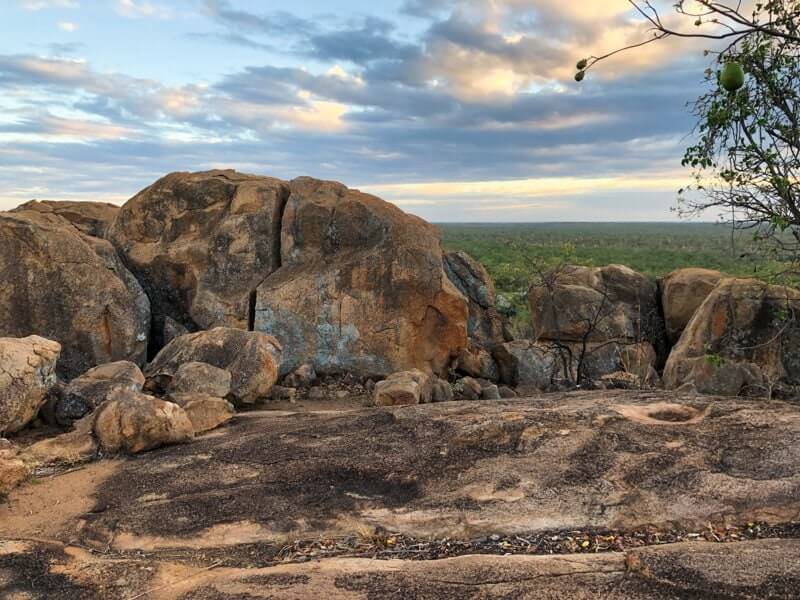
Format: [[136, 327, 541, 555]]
[[576, 58, 588, 70], [720, 61, 745, 92], [574, 70, 585, 82]]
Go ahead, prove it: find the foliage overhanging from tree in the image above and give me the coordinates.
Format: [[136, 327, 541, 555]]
[[577, 1, 800, 261]]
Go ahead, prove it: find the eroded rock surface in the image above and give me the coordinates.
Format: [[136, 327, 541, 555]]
[[255, 177, 467, 378], [107, 170, 290, 348], [48, 391, 799, 545], [664, 278, 800, 397], [660, 268, 725, 344], [2, 391, 800, 598], [0, 211, 150, 379], [445, 251, 507, 380], [0, 336, 60, 435], [12, 199, 120, 238]]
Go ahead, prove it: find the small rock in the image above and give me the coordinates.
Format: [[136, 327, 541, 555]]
[[455, 377, 482, 401], [481, 384, 501, 400], [335, 390, 350, 400], [308, 387, 326, 401], [431, 378, 454, 403], [270, 385, 298, 402], [498, 386, 518, 399], [56, 361, 145, 428], [374, 370, 433, 407], [0, 441, 31, 494], [283, 364, 317, 388]]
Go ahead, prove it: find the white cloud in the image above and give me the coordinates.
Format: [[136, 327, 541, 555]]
[[20, 0, 78, 9], [58, 21, 79, 31], [115, 0, 171, 19]]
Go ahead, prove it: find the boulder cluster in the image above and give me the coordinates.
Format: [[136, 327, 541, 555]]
[[1, 169, 799, 492]]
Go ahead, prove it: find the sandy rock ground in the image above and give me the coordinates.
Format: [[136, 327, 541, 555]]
[[1, 390, 799, 598]]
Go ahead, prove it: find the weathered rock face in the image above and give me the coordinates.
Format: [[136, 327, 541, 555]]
[[526, 265, 665, 383], [107, 170, 290, 349], [178, 395, 235, 434], [660, 268, 725, 344], [145, 328, 282, 405], [444, 251, 507, 380], [0, 210, 150, 379], [0, 336, 60, 435], [54, 361, 145, 427], [166, 361, 231, 400], [255, 177, 468, 377], [93, 391, 193, 454], [528, 265, 663, 345], [664, 278, 800, 397], [12, 199, 120, 238], [493, 340, 562, 390], [444, 252, 506, 348], [374, 370, 433, 407], [62, 391, 800, 547]]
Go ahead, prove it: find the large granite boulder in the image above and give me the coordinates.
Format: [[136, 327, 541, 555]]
[[255, 177, 467, 377], [12, 199, 120, 238], [492, 340, 563, 390], [660, 268, 725, 345], [528, 264, 663, 344], [93, 390, 193, 454], [527, 265, 665, 381], [664, 278, 800, 397], [0, 336, 61, 435], [53, 361, 145, 427], [0, 210, 150, 379], [444, 251, 507, 380], [106, 170, 290, 349], [145, 327, 282, 405]]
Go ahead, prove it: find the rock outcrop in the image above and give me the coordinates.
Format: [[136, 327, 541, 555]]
[[107, 170, 290, 349], [664, 278, 800, 397], [255, 177, 467, 377], [528, 264, 662, 343], [93, 391, 193, 454], [444, 251, 507, 380], [145, 328, 282, 405], [53, 361, 145, 427], [493, 340, 563, 390], [0, 210, 150, 379], [527, 264, 665, 383], [106, 171, 467, 378], [12, 199, 120, 238], [660, 268, 725, 344], [0, 336, 60, 435]]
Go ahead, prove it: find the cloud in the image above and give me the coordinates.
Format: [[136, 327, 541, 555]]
[[58, 21, 79, 31], [115, 0, 171, 19], [20, 0, 78, 9], [0, 1, 720, 221]]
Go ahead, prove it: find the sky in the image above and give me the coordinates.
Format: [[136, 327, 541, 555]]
[[0, 0, 721, 221]]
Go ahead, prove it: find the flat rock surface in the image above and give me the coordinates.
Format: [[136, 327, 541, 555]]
[[2, 390, 800, 598]]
